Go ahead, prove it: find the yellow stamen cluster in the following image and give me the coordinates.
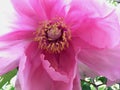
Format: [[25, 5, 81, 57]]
[[34, 18, 71, 53]]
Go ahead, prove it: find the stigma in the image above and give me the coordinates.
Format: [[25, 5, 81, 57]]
[[34, 18, 71, 53]]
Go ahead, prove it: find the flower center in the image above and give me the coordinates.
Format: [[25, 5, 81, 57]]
[[34, 18, 71, 53], [47, 28, 62, 41]]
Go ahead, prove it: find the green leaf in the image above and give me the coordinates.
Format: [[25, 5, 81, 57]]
[[81, 80, 91, 90], [107, 87, 113, 90], [4, 84, 15, 90], [0, 69, 17, 88], [96, 77, 107, 84], [98, 85, 107, 90]]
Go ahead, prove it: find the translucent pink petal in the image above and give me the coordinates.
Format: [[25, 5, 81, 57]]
[[73, 71, 81, 90], [11, 0, 36, 17], [116, 5, 120, 25], [78, 16, 119, 48], [15, 78, 21, 90], [65, 0, 120, 48], [11, 14, 38, 32], [58, 46, 77, 77], [10, 0, 39, 31], [29, 0, 68, 20], [0, 0, 17, 36], [0, 41, 28, 75], [41, 54, 69, 82], [43, 45, 77, 82], [0, 30, 34, 41], [66, 0, 116, 23], [0, 30, 31, 75], [77, 46, 120, 81], [17, 42, 78, 90], [18, 57, 76, 90], [29, 0, 48, 20], [70, 14, 120, 48], [78, 62, 99, 79], [71, 37, 92, 52]]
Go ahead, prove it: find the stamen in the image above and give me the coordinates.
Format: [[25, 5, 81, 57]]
[[34, 18, 71, 53]]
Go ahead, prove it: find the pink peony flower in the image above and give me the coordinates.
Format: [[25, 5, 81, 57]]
[[0, 0, 120, 90]]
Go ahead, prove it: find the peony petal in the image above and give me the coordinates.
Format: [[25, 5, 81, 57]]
[[0, 40, 28, 75], [41, 54, 69, 82], [73, 70, 81, 90], [58, 46, 77, 78], [29, 0, 47, 20], [0, 30, 34, 41], [74, 16, 120, 48], [43, 45, 77, 82], [116, 4, 120, 25], [65, 0, 120, 48], [11, 0, 39, 31], [18, 57, 76, 90], [0, 0, 16, 36], [15, 78, 21, 90], [29, 0, 69, 20], [11, 14, 38, 32], [0, 0, 38, 36], [78, 62, 99, 79], [11, 0, 36, 17], [18, 42, 78, 90], [77, 46, 120, 81], [71, 37, 92, 53], [66, 0, 116, 23]]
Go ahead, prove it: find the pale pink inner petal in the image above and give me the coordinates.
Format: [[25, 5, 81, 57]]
[[29, 0, 47, 20], [77, 46, 120, 81], [29, 0, 68, 20], [78, 62, 99, 79], [73, 70, 81, 90], [66, 0, 116, 23], [65, 0, 120, 48], [0, 0, 16, 36], [0, 30, 34, 41], [11, 14, 38, 32], [10, 0, 39, 32], [11, 0, 36, 18], [0, 40, 28, 75], [71, 15, 120, 48]]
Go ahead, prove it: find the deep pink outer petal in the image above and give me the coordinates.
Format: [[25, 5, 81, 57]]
[[77, 46, 120, 81], [58, 46, 77, 78], [18, 57, 76, 90], [40, 54, 69, 82], [17, 42, 78, 90]]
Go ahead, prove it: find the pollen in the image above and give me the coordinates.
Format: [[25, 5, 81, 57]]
[[34, 18, 71, 53]]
